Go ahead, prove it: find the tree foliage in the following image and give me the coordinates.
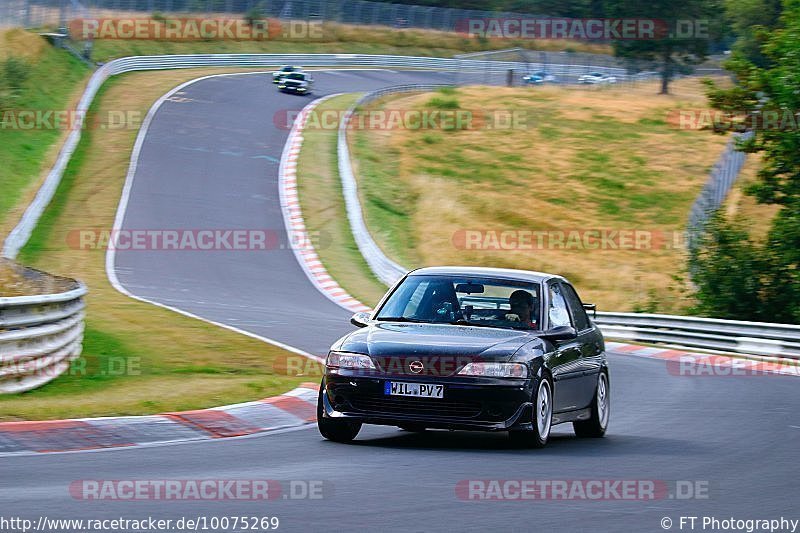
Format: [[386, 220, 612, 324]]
[[693, 0, 800, 323]]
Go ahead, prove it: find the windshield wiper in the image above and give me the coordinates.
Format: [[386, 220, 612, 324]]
[[375, 316, 426, 323], [450, 319, 533, 331]]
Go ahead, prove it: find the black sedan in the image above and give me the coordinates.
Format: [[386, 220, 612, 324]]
[[317, 266, 610, 447]]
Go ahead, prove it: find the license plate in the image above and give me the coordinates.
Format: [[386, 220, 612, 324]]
[[384, 381, 444, 398]]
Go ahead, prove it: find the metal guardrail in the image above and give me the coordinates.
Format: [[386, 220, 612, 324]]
[[595, 312, 800, 359], [0, 275, 87, 394], [338, 84, 447, 287]]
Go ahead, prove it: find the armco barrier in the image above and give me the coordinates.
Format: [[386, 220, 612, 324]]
[[594, 312, 800, 359], [0, 274, 87, 394], [337, 84, 448, 286]]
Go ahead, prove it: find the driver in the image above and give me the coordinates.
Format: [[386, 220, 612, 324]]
[[507, 290, 537, 327]]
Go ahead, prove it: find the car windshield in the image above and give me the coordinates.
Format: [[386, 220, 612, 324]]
[[281, 66, 296, 72], [376, 275, 541, 330], [285, 73, 305, 80]]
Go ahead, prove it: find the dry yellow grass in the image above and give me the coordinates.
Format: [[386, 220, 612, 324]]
[[350, 78, 735, 313], [0, 258, 73, 296], [0, 28, 46, 59], [723, 153, 778, 242], [0, 67, 317, 421]]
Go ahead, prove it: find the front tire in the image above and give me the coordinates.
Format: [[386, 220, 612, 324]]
[[317, 382, 362, 443], [509, 376, 553, 448], [573, 371, 610, 438]]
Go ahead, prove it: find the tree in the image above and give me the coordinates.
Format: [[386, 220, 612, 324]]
[[693, 0, 800, 323], [605, 0, 722, 93], [724, 0, 783, 66]]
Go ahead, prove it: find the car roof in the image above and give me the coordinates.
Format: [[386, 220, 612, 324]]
[[407, 266, 565, 284]]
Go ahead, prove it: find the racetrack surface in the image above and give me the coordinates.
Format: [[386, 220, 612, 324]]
[[110, 69, 453, 356], [1, 69, 797, 532], [2, 353, 798, 531]]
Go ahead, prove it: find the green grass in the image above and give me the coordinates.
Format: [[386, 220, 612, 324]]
[[0, 67, 321, 421], [17, 82, 106, 264], [350, 127, 420, 269], [0, 43, 89, 231]]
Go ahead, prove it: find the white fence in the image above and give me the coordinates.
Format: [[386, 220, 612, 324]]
[[0, 276, 87, 394]]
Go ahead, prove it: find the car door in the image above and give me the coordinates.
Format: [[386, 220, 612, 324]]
[[546, 281, 584, 413], [560, 282, 603, 409]]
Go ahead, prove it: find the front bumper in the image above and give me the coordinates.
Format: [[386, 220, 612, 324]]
[[279, 85, 308, 92], [322, 372, 535, 431]]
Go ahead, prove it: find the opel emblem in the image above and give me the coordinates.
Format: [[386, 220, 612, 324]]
[[409, 360, 424, 374]]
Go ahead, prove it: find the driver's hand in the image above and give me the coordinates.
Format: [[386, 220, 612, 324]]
[[506, 313, 521, 322]]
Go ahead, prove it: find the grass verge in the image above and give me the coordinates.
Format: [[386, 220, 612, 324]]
[[0, 29, 91, 235], [0, 67, 320, 421], [348, 79, 737, 313], [295, 94, 388, 308]]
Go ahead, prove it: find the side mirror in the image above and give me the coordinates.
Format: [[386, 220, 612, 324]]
[[583, 303, 597, 319], [542, 325, 577, 342], [350, 311, 371, 328]]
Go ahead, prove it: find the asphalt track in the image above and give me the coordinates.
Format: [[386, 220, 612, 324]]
[[1, 70, 798, 532], [111, 69, 454, 356]]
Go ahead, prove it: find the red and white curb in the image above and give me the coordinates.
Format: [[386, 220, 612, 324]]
[[278, 94, 371, 314], [0, 383, 319, 456], [606, 341, 799, 377]]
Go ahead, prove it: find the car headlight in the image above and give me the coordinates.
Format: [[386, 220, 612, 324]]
[[457, 362, 528, 378], [326, 351, 376, 370]]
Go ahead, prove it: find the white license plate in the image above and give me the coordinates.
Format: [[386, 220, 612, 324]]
[[384, 381, 444, 398]]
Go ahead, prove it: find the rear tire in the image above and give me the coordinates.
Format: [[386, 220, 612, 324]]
[[509, 376, 553, 448], [573, 371, 610, 438], [317, 382, 362, 443]]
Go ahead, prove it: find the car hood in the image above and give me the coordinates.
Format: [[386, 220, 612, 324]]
[[336, 322, 533, 361]]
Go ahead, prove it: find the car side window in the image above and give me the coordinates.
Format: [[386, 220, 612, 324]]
[[560, 283, 590, 332], [548, 283, 572, 328]]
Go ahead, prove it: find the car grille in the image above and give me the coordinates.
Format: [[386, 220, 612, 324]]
[[348, 394, 483, 419]]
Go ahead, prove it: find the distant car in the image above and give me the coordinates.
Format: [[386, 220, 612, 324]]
[[277, 72, 314, 94], [578, 72, 617, 84], [532, 70, 557, 82], [272, 65, 303, 84], [317, 266, 610, 448], [522, 73, 544, 85]]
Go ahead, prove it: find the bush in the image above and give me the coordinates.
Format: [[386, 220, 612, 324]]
[[689, 214, 800, 323], [426, 96, 460, 109], [4, 57, 30, 95], [244, 5, 265, 27], [0, 56, 31, 112]]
